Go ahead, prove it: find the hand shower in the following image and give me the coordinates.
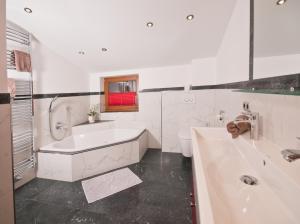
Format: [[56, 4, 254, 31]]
[[49, 95, 59, 113], [48, 95, 67, 141]]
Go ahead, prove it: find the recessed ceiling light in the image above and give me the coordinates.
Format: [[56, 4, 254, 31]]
[[186, 14, 194, 21], [276, 0, 287, 5], [24, 7, 32, 13], [101, 48, 108, 52], [78, 51, 85, 55], [146, 22, 154, 28]]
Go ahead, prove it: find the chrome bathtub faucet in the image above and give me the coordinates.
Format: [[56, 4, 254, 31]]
[[281, 137, 300, 162]]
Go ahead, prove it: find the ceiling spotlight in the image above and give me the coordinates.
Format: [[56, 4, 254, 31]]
[[186, 14, 194, 21], [101, 48, 108, 52], [24, 7, 32, 13], [146, 22, 154, 28], [276, 0, 287, 5], [78, 51, 85, 55]]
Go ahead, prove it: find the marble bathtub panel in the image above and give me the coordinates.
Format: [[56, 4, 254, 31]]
[[162, 90, 216, 153], [72, 141, 139, 181], [37, 153, 73, 181], [138, 131, 148, 160], [0, 104, 15, 224], [34, 96, 90, 149]]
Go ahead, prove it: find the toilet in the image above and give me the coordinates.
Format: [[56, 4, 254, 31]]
[[178, 129, 192, 157]]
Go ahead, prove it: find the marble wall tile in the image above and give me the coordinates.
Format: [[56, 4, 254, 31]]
[[214, 90, 300, 150], [161, 90, 216, 153], [137, 92, 161, 149], [34, 96, 90, 149], [161, 89, 300, 154], [35, 89, 300, 157]]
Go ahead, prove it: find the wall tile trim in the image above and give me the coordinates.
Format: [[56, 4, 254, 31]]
[[33, 92, 102, 99], [0, 93, 10, 104], [138, 73, 300, 93]]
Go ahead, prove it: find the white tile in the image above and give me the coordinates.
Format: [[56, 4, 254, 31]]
[[34, 96, 90, 149], [162, 90, 215, 153]]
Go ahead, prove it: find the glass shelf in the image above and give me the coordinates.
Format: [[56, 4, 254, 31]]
[[234, 89, 300, 96]]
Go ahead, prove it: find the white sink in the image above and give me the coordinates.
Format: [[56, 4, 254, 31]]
[[191, 127, 300, 224]]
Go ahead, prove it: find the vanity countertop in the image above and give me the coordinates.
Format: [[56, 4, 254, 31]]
[[191, 127, 300, 224], [241, 134, 300, 187]]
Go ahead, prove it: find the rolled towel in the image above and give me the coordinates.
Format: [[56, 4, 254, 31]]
[[226, 121, 239, 138], [236, 121, 251, 135], [226, 115, 251, 139]]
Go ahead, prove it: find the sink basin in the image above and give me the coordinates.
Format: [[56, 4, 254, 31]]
[[191, 127, 300, 224]]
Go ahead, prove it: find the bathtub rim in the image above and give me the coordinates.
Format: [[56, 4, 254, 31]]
[[39, 129, 147, 155]]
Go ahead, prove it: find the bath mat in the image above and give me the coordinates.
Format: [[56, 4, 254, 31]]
[[81, 168, 142, 203]]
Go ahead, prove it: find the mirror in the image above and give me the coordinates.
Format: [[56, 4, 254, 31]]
[[253, 0, 300, 79]]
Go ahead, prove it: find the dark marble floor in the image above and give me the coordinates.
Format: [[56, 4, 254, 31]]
[[15, 149, 193, 224]]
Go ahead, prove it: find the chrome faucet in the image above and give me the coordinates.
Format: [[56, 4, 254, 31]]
[[234, 111, 260, 140], [281, 137, 300, 162]]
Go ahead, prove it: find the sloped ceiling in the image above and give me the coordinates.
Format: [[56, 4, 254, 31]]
[[7, 0, 237, 73]]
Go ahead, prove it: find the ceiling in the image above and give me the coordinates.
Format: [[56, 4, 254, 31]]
[[254, 0, 300, 57], [7, 0, 237, 73]]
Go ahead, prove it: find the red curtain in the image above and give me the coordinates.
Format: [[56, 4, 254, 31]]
[[108, 92, 137, 106]]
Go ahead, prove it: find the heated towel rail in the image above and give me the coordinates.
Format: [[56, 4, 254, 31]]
[[6, 22, 35, 188]]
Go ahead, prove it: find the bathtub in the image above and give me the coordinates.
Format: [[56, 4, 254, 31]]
[[37, 123, 148, 182]]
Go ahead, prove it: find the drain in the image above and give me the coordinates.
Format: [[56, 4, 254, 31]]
[[240, 175, 258, 185]]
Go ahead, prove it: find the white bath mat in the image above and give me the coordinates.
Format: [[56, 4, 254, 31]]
[[81, 168, 142, 203]]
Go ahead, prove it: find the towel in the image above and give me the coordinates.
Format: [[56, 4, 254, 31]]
[[7, 78, 16, 98], [226, 115, 251, 139], [14, 50, 32, 72]]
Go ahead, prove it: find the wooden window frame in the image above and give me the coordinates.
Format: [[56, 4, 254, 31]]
[[104, 74, 139, 112]]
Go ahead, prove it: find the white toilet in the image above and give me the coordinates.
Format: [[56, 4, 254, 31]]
[[178, 129, 192, 157]]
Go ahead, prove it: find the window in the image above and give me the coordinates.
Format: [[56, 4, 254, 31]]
[[104, 75, 139, 112]]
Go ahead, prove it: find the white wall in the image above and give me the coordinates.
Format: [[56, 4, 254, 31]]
[[189, 58, 216, 86], [31, 38, 89, 94], [30, 38, 91, 148], [90, 64, 189, 92], [254, 54, 300, 79], [90, 58, 217, 93], [216, 0, 250, 84]]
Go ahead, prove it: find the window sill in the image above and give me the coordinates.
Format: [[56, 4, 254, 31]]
[[101, 110, 139, 113]]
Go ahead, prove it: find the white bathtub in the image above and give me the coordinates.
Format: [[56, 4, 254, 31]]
[[40, 128, 146, 154], [37, 124, 148, 182]]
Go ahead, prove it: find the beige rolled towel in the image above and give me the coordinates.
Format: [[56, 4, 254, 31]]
[[226, 115, 251, 139]]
